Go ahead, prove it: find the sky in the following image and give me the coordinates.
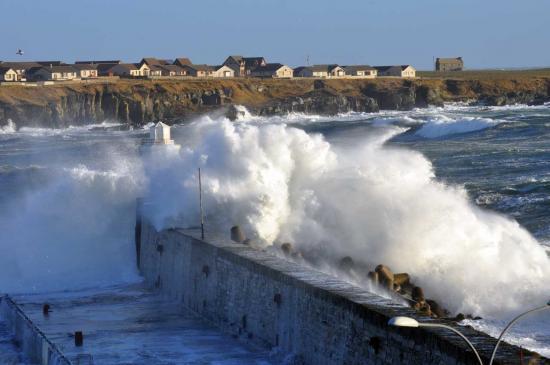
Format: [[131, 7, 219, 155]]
[[1, 0, 549, 70]]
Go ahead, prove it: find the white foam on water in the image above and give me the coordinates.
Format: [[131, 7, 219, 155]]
[[142, 113, 549, 319], [16, 121, 126, 137], [140, 112, 550, 354], [0, 144, 145, 294], [0, 120, 16, 134], [461, 314, 550, 358], [415, 115, 502, 138], [1, 105, 549, 355]]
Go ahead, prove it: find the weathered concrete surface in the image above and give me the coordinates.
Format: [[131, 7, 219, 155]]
[[0, 315, 29, 364], [139, 220, 547, 365], [0, 295, 71, 365], [4, 285, 278, 365]]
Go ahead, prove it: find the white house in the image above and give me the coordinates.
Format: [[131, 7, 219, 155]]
[[0, 67, 18, 81], [375, 65, 416, 78], [27, 65, 78, 81], [0, 62, 43, 81], [136, 63, 151, 76], [155, 64, 188, 77], [72, 64, 98, 78], [180, 64, 215, 77], [294, 64, 345, 78], [343, 65, 377, 78], [212, 65, 235, 78], [250, 63, 293, 78], [108, 64, 140, 77]]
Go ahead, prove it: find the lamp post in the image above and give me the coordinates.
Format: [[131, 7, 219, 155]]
[[488, 300, 550, 365], [388, 316, 484, 365]]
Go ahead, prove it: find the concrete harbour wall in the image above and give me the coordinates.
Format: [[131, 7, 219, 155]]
[[138, 219, 540, 365], [0, 296, 71, 365]]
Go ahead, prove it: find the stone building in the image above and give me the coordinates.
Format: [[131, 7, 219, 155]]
[[435, 57, 464, 71]]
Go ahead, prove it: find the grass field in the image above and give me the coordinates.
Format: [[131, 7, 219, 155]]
[[418, 68, 550, 79]]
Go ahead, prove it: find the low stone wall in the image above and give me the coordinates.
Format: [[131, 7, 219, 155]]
[[139, 220, 543, 365], [0, 296, 71, 365]]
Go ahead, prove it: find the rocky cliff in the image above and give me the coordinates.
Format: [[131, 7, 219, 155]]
[[1, 77, 549, 128]]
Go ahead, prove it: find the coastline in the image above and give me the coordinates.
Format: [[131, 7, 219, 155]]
[[1, 76, 550, 128]]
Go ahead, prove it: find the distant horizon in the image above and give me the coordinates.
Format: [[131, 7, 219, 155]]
[[1, 0, 549, 70]]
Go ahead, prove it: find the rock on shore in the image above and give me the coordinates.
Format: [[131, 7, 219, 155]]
[[0, 77, 549, 128]]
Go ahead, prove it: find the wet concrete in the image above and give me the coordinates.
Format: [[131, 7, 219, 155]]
[[0, 319, 27, 365], [8, 284, 278, 365]]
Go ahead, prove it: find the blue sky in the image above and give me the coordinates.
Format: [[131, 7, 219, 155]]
[[1, 0, 549, 70]]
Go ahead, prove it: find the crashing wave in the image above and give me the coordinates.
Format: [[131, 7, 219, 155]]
[[142, 116, 549, 318], [415, 115, 502, 138], [0, 120, 16, 134]]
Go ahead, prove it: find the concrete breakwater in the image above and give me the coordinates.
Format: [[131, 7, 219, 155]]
[[1, 77, 549, 128], [0, 295, 72, 365], [138, 219, 545, 364]]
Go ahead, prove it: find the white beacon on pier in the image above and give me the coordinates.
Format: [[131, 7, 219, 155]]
[[140, 121, 180, 155]]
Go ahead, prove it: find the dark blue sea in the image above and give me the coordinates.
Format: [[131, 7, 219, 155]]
[[0, 103, 549, 357]]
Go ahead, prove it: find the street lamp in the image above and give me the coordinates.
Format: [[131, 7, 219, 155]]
[[388, 316, 484, 365], [488, 300, 550, 365]]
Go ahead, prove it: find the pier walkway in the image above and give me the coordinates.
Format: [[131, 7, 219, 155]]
[[1, 284, 277, 365]]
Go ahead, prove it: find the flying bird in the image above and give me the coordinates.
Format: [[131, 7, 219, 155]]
[[16, 49, 24, 56]]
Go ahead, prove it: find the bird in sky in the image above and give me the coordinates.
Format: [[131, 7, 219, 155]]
[[16, 49, 24, 56]]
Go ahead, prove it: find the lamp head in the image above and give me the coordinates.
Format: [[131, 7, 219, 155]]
[[388, 316, 420, 328]]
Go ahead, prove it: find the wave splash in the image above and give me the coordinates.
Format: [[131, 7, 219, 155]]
[[0, 120, 16, 134], [0, 151, 144, 293], [1, 105, 548, 350], [144, 114, 550, 318]]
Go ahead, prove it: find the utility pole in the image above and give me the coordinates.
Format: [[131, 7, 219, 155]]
[[198, 168, 204, 240]]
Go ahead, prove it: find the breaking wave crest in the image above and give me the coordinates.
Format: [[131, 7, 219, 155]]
[[415, 115, 502, 138], [144, 114, 550, 318]]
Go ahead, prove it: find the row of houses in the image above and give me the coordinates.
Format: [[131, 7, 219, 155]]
[[0, 56, 416, 82]]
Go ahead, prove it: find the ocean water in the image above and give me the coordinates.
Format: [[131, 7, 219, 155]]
[[0, 104, 549, 358]]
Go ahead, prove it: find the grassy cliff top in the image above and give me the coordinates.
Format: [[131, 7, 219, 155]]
[[418, 68, 550, 79], [1, 74, 549, 107]]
